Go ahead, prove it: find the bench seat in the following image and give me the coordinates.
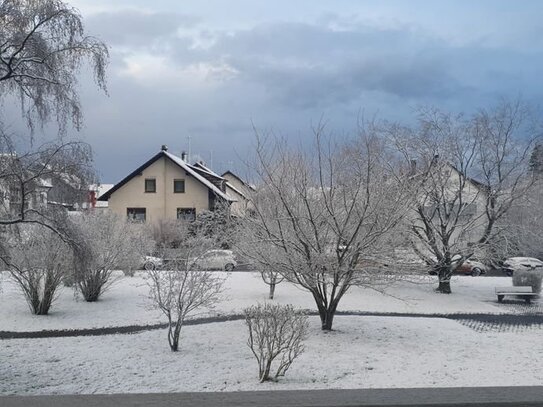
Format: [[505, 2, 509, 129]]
[[495, 286, 538, 303]]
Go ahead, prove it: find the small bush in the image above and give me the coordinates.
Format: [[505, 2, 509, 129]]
[[244, 303, 308, 383], [8, 225, 72, 315], [513, 269, 543, 293]]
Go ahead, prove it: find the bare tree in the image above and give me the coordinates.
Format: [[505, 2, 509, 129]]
[[146, 228, 225, 352], [239, 124, 412, 330], [499, 179, 543, 259], [0, 131, 94, 267], [70, 211, 154, 302], [5, 223, 72, 314], [260, 267, 284, 300], [390, 101, 540, 293], [244, 303, 308, 383], [147, 268, 224, 352], [147, 222, 224, 352], [0, 0, 108, 133]]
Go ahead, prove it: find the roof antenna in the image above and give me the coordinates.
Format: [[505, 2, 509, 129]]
[[187, 135, 192, 164]]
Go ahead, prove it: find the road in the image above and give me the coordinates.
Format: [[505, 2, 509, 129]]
[[2, 387, 543, 406]]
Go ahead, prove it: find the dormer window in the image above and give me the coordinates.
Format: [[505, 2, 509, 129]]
[[145, 178, 156, 193]]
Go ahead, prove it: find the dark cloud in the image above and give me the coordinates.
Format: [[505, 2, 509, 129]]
[[167, 22, 473, 107], [8, 9, 542, 182]]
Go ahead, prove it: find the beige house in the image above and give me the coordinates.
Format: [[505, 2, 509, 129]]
[[98, 146, 238, 223]]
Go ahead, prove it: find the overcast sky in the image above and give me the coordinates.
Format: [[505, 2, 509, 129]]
[[7, 0, 543, 182]]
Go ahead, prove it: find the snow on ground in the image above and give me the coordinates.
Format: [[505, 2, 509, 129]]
[[0, 271, 530, 332], [2, 271, 542, 395], [1, 315, 543, 395]]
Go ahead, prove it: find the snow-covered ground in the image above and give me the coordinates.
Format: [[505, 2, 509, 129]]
[[0, 272, 525, 332], [2, 271, 542, 395], [2, 316, 543, 395]]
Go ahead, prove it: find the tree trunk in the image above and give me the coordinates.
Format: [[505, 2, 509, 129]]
[[260, 360, 273, 382], [437, 280, 451, 294], [168, 321, 182, 352], [269, 282, 276, 300], [319, 308, 335, 330], [437, 269, 452, 294]]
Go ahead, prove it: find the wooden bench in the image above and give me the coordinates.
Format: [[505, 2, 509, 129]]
[[495, 286, 539, 304]]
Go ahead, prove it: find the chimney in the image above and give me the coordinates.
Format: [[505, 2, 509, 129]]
[[161, 145, 168, 152], [181, 151, 187, 161]]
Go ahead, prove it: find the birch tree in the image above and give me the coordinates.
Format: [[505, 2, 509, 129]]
[[239, 124, 412, 330], [0, 0, 108, 133]]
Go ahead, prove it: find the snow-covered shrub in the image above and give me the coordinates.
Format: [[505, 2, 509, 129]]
[[7, 225, 72, 315], [513, 269, 542, 293], [70, 211, 154, 301], [244, 303, 308, 382]]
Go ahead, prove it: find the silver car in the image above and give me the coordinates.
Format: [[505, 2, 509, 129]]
[[503, 257, 543, 276], [191, 250, 237, 271]]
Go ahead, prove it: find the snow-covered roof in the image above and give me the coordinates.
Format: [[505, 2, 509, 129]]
[[193, 162, 248, 200], [37, 178, 53, 188], [98, 150, 236, 202], [164, 152, 235, 202], [190, 162, 225, 180], [225, 181, 248, 200], [89, 183, 114, 198], [221, 170, 256, 191]]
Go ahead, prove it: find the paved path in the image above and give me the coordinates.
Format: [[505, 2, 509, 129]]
[[2, 387, 543, 406], [2, 310, 543, 339], [0, 311, 543, 339]]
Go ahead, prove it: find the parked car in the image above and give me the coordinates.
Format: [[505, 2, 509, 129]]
[[452, 256, 486, 276], [141, 255, 163, 271], [502, 257, 543, 276], [191, 249, 237, 271], [428, 255, 486, 276]]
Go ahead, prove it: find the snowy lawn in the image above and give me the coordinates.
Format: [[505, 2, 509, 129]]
[[2, 271, 542, 395], [0, 271, 533, 332], [1, 315, 543, 395]]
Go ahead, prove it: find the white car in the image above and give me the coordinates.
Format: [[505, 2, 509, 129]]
[[503, 257, 543, 276], [141, 255, 163, 271], [191, 249, 237, 271]]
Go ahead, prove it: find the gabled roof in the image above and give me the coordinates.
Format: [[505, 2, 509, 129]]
[[191, 162, 225, 180], [192, 162, 250, 199], [225, 181, 249, 200], [98, 151, 235, 202], [221, 170, 256, 191], [410, 160, 489, 194]]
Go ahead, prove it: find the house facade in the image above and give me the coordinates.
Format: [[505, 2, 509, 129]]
[[408, 160, 490, 262], [98, 146, 237, 223], [222, 170, 255, 217]]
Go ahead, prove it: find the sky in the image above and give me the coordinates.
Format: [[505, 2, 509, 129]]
[[6, 0, 543, 182]]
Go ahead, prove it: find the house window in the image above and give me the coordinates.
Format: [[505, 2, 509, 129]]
[[127, 208, 146, 222], [173, 179, 185, 193], [177, 207, 196, 221], [145, 178, 156, 193]]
